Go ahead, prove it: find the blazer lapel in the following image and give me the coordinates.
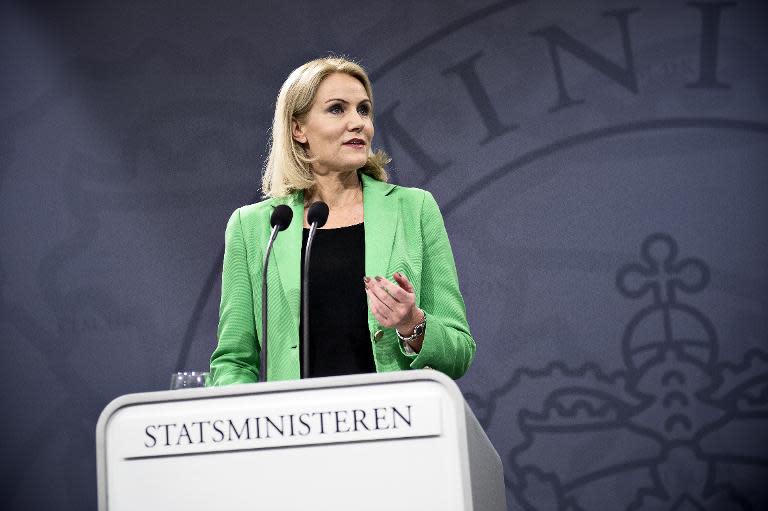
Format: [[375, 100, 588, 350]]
[[272, 192, 304, 335], [362, 173, 398, 282]]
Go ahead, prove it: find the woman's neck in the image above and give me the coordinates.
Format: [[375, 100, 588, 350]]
[[305, 170, 361, 208], [304, 170, 364, 228]]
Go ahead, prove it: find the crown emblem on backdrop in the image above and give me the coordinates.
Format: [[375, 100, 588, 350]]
[[616, 233, 717, 372]]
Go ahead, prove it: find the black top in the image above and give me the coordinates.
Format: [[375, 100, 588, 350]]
[[300, 223, 375, 377]]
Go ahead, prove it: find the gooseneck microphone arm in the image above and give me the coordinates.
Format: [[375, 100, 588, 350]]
[[301, 201, 329, 378], [260, 225, 279, 382], [260, 205, 293, 382]]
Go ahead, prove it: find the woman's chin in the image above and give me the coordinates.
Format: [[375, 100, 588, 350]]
[[341, 158, 369, 172]]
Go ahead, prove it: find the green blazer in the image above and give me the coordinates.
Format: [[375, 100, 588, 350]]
[[208, 173, 475, 385]]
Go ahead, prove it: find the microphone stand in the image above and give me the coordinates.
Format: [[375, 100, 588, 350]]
[[301, 221, 319, 379], [260, 224, 280, 382]]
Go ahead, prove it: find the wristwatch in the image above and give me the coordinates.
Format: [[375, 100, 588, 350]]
[[396, 308, 426, 343]]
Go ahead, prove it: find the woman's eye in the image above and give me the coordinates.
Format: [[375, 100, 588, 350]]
[[357, 104, 371, 116], [328, 104, 343, 114]]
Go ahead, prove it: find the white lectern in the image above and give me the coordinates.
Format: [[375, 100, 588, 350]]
[[96, 370, 506, 510]]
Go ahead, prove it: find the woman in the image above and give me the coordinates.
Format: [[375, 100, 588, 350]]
[[208, 56, 475, 385]]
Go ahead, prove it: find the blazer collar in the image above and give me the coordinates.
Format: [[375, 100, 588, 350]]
[[272, 191, 304, 329], [360, 173, 398, 280]]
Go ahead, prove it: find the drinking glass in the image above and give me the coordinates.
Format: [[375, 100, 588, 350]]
[[170, 371, 208, 390]]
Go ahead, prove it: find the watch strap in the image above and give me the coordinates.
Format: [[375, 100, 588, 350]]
[[396, 308, 426, 343]]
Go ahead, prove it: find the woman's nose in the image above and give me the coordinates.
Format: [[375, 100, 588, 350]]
[[348, 118, 364, 131]]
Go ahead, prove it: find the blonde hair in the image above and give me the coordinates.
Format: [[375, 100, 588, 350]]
[[262, 56, 390, 198]]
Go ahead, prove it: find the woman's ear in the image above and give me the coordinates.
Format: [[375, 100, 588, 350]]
[[291, 118, 307, 144]]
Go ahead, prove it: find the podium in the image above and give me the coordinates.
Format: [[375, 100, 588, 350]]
[[96, 370, 506, 510]]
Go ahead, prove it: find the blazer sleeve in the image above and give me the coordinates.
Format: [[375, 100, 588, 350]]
[[208, 208, 260, 386], [404, 191, 476, 378]]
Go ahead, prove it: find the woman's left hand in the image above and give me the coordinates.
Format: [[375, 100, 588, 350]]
[[364, 272, 422, 334]]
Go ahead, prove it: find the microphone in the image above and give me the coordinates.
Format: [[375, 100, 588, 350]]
[[261, 204, 293, 382], [270, 204, 293, 231], [302, 201, 329, 378]]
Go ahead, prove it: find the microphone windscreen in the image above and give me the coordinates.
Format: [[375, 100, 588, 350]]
[[307, 201, 330, 228], [270, 204, 293, 231]]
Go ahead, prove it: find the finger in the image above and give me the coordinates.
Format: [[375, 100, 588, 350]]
[[365, 289, 391, 323], [375, 276, 411, 303], [392, 272, 415, 293], [365, 285, 392, 314], [370, 291, 413, 329], [368, 277, 397, 310]]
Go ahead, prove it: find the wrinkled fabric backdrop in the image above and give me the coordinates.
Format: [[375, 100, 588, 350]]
[[2, 0, 767, 509]]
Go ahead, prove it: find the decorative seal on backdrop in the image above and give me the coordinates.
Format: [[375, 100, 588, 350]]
[[466, 233, 768, 510]]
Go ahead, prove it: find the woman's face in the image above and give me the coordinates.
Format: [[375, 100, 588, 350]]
[[292, 72, 374, 176]]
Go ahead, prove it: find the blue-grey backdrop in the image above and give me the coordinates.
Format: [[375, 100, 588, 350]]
[[1, 1, 767, 509]]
